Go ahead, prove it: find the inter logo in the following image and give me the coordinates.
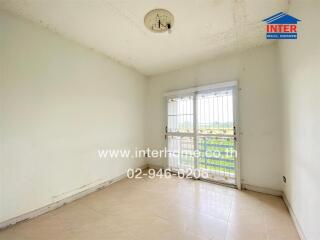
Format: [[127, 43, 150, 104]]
[[263, 12, 301, 40]]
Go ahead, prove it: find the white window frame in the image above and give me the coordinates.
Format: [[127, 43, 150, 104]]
[[164, 81, 241, 189]]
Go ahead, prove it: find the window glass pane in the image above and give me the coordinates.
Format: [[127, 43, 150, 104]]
[[167, 96, 193, 133], [197, 89, 233, 135], [168, 136, 194, 170]]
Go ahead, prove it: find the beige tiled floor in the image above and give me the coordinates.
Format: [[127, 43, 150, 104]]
[[0, 176, 300, 240]]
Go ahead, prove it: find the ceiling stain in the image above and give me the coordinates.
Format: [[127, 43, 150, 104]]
[[0, 0, 288, 76]]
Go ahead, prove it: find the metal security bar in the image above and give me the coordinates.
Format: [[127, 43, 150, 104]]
[[197, 89, 234, 135], [196, 89, 236, 184], [166, 83, 238, 186], [167, 135, 194, 170], [167, 96, 194, 170], [167, 95, 193, 133], [198, 136, 236, 184]]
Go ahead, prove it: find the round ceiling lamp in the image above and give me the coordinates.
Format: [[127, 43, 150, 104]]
[[144, 9, 174, 33]]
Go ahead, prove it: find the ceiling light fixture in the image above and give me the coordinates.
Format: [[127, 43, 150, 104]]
[[144, 9, 174, 33]]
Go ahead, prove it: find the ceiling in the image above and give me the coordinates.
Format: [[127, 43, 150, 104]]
[[0, 0, 288, 76]]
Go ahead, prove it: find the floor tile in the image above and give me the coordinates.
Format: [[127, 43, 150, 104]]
[[0, 176, 300, 240]]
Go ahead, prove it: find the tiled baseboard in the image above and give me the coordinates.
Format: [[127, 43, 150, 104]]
[[242, 184, 283, 196], [0, 164, 148, 230], [282, 193, 306, 240]]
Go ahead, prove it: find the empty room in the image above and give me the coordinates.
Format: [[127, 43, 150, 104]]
[[0, 0, 319, 240]]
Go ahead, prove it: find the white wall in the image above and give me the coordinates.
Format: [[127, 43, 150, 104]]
[[3, 3, 319, 238], [0, 11, 147, 223], [146, 44, 283, 191], [279, 1, 320, 239], [0, 10, 4, 223]]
